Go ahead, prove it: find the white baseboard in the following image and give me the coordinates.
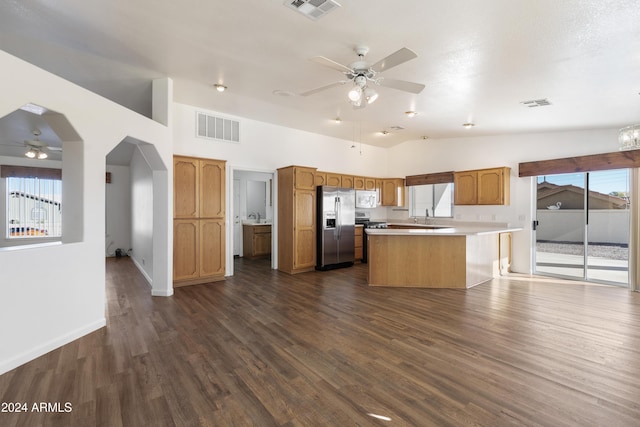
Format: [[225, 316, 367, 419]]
[[131, 256, 153, 286], [0, 318, 106, 375], [152, 288, 174, 297]]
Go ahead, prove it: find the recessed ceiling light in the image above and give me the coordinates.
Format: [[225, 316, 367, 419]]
[[462, 123, 475, 129], [380, 130, 389, 135], [333, 117, 342, 123], [214, 84, 227, 92], [421, 136, 429, 140], [405, 111, 418, 118], [273, 89, 295, 97]]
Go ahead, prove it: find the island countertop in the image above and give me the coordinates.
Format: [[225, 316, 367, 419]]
[[366, 223, 522, 236], [365, 223, 521, 289]]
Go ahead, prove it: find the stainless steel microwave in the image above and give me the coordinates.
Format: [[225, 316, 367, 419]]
[[355, 190, 377, 209]]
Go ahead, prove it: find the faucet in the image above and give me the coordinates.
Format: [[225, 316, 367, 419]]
[[425, 209, 430, 224], [257, 212, 261, 222], [248, 212, 256, 219]]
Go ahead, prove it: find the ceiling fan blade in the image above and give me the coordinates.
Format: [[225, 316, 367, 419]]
[[299, 80, 348, 97], [46, 146, 63, 152], [370, 47, 418, 73], [377, 78, 425, 94], [310, 56, 353, 74]]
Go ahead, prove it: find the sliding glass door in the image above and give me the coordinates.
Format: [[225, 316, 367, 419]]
[[534, 170, 629, 286]]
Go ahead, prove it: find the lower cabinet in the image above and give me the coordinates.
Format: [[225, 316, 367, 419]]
[[173, 219, 225, 286], [243, 225, 272, 258], [355, 225, 363, 261]]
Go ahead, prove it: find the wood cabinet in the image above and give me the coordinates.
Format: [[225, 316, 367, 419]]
[[314, 171, 327, 186], [326, 173, 342, 187], [354, 176, 365, 190], [243, 225, 272, 258], [341, 175, 354, 188], [454, 170, 478, 205], [355, 225, 363, 261], [278, 166, 317, 274], [364, 177, 376, 190], [380, 178, 405, 206], [454, 167, 510, 205], [173, 156, 226, 286]]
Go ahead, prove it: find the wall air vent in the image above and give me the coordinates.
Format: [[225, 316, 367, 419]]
[[196, 112, 240, 143], [521, 98, 552, 108], [284, 0, 341, 21]]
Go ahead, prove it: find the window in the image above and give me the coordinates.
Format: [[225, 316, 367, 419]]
[[409, 183, 454, 218], [7, 176, 62, 238]]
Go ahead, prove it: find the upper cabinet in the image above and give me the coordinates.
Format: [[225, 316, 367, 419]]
[[294, 167, 316, 190], [379, 178, 405, 207], [454, 167, 510, 205], [174, 156, 225, 218], [174, 157, 199, 218], [341, 175, 354, 188], [325, 173, 342, 187]]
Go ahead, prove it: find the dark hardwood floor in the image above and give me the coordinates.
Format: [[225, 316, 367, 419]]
[[2, 257, 640, 426]]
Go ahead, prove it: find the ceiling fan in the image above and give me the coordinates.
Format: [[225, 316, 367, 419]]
[[0, 130, 62, 159], [300, 46, 425, 108]]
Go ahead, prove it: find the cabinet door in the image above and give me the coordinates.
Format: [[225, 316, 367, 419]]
[[200, 160, 225, 218], [353, 176, 365, 190], [315, 172, 327, 186], [364, 178, 376, 191], [454, 171, 478, 205], [173, 219, 199, 281], [200, 219, 225, 278], [294, 167, 316, 190], [254, 232, 272, 256], [341, 175, 354, 188], [326, 173, 342, 187], [174, 157, 199, 218], [294, 189, 315, 269], [478, 168, 509, 205], [381, 179, 404, 206]]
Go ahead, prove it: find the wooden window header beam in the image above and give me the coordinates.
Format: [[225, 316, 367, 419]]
[[405, 171, 454, 186], [0, 165, 62, 180], [519, 150, 640, 177]]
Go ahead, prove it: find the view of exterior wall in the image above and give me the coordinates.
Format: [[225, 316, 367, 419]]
[[535, 209, 629, 244]]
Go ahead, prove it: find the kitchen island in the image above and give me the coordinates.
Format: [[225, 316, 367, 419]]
[[366, 223, 522, 289]]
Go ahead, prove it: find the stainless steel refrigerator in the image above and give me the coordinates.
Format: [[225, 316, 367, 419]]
[[316, 186, 356, 270]]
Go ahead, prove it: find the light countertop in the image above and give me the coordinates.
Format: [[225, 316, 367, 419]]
[[366, 223, 522, 236]]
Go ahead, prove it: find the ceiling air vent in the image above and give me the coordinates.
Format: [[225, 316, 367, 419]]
[[521, 98, 552, 108], [284, 0, 341, 21], [196, 112, 240, 143]]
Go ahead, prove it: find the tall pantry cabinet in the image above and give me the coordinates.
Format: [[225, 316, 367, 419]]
[[173, 156, 226, 287], [277, 166, 316, 274]]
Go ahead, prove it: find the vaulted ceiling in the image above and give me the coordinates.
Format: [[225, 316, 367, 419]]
[[1, 0, 639, 150]]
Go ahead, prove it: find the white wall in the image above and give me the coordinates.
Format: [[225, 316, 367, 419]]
[[105, 164, 131, 256], [388, 129, 622, 273], [173, 103, 390, 175], [130, 147, 154, 282], [0, 50, 172, 375]]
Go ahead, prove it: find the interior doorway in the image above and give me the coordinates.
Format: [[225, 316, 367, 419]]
[[228, 167, 276, 275], [534, 170, 630, 286]]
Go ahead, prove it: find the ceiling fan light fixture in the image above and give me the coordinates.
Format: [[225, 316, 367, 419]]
[[25, 148, 37, 158], [37, 150, 48, 160], [348, 86, 362, 102], [364, 87, 378, 104]]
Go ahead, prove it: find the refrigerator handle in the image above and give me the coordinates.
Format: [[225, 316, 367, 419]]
[[335, 196, 341, 239]]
